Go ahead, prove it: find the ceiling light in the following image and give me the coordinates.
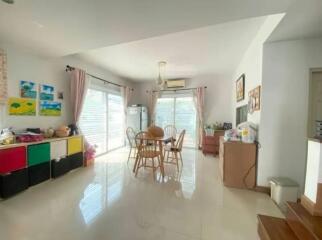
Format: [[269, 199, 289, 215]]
[[2, 0, 14, 4], [157, 61, 167, 87]]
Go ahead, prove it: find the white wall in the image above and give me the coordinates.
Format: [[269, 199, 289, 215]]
[[232, 14, 284, 127], [0, 43, 134, 130], [0, 43, 71, 130], [132, 73, 233, 125], [258, 38, 322, 192], [186, 74, 233, 124]]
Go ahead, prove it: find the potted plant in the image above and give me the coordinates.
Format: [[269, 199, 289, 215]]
[[213, 122, 224, 131], [204, 124, 215, 136]]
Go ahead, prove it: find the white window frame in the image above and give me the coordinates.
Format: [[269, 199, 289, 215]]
[[81, 84, 125, 156], [156, 91, 198, 149]]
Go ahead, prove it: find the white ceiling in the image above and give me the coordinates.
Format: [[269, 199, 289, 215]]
[[0, 0, 294, 57], [76, 17, 267, 81], [268, 0, 322, 42]]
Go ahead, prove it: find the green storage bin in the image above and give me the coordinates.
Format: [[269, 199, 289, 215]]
[[27, 143, 50, 167]]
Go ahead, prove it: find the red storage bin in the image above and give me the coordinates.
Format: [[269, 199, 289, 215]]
[[0, 147, 27, 174]]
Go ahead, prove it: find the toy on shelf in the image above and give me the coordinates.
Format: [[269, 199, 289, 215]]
[[43, 127, 55, 138], [55, 126, 70, 138], [0, 128, 15, 145]]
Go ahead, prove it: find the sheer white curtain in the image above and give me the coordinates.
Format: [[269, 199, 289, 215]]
[[148, 91, 160, 126], [121, 86, 133, 130], [193, 87, 205, 149]]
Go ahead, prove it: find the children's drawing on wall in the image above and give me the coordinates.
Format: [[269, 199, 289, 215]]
[[8, 97, 36, 116], [39, 101, 61, 116], [20, 80, 37, 99], [40, 84, 54, 101]]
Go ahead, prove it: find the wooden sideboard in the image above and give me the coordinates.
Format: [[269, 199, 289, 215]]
[[0, 135, 84, 198], [202, 130, 225, 155], [219, 137, 257, 189]]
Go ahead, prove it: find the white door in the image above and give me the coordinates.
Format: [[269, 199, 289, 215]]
[[309, 71, 322, 138]]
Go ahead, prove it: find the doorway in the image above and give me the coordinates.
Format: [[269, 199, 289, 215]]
[[308, 69, 322, 138]]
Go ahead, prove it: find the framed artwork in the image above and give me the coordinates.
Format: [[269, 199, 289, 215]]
[[8, 97, 36, 116], [39, 101, 61, 116], [20, 80, 37, 99], [57, 91, 64, 100], [40, 84, 54, 101], [248, 86, 261, 113], [236, 74, 245, 102]]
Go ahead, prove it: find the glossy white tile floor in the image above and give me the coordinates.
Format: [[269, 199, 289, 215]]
[[0, 148, 283, 240]]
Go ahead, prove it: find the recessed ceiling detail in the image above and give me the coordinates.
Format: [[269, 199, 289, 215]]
[[75, 17, 267, 81], [0, 0, 294, 57]]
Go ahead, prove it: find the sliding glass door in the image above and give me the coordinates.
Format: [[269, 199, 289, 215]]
[[107, 94, 124, 150], [79, 88, 125, 155], [155, 94, 197, 148], [79, 89, 107, 155]]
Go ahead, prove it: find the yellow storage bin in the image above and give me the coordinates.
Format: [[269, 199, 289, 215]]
[[67, 136, 83, 156]]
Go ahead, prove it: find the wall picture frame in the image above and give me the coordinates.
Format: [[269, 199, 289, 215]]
[[236, 74, 245, 102], [8, 97, 36, 116], [39, 101, 61, 116], [20, 80, 37, 99], [39, 84, 54, 101], [248, 85, 261, 113]]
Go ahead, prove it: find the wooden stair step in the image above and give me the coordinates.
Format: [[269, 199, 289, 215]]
[[258, 214, 299, 240], [286, 202, 322, 240]]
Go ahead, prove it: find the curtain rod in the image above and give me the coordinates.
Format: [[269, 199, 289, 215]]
[[65, 65, 134, 91], [148, 86, 207, 93]]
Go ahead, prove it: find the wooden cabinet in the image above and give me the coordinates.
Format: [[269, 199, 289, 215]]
[[51, 157, 70, 178], [202, 130, 225, 155], [51, 140, 67, 160], [69, 152, 84, 170], [0, 146, 26, 174], [27, 143, 50, 166], [219, 137, 257, 189], [214, 130, 225, 155], [0, 135, 84, 198], [67, 136, 83, 156], [0, 168, 29, 198]]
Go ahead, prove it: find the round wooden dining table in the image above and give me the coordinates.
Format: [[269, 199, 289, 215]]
[[133, 133, 174, 177]]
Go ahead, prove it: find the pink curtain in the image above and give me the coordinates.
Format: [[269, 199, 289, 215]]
[[121, 86, 133, 129], [69, 68, 92, 160], [69, 68, 89, 125], [148, 91, 159, 126], [0, 49, 8, 105], [193, 87, 205, 149]]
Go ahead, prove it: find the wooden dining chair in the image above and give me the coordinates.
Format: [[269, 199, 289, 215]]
[[164, 125, 177, 138], [164, 130, 186, 170], [134, 131, 162, 177], [126, 127, 137, 163], [164, 125, 177, 146]]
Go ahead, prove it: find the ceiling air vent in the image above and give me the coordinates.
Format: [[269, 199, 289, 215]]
[[166, 79, 185, 88]]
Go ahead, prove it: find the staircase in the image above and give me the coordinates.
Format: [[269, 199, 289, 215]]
[[258, 202, 322, 240]]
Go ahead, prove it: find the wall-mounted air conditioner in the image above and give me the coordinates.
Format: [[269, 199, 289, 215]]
[[166, 79, 185, 88]]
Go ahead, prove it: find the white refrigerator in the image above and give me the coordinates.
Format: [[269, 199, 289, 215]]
[[127, 106, 148, 132]]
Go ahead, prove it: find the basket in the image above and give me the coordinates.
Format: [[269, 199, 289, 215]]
[[55, 129, 70, 138]]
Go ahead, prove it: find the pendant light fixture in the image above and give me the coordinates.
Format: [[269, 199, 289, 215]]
[[157, 61, 167, 87]]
